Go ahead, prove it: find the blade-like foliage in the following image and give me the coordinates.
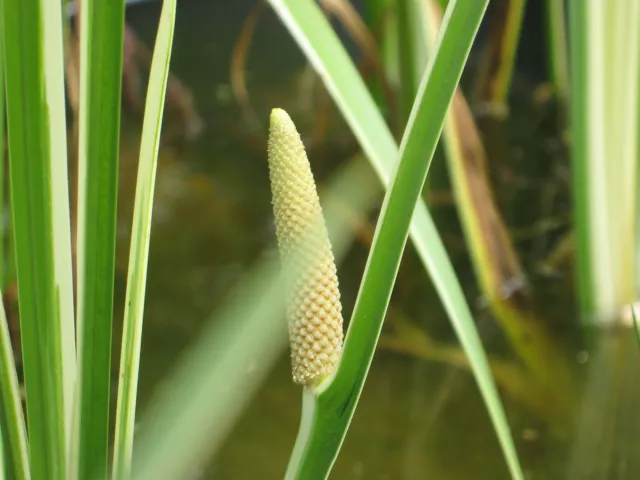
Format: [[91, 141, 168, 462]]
[[74, 0, 126, 477], [569, 0, 640, 320], [112, 1, 177, 478], [0, 36, 4, 286], [2, 0, 76, 477], [0, 425, 4, 480], [0, 297, 29, 479]]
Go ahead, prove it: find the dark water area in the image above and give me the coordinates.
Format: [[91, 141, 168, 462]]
[[112, 1, 640, 479]]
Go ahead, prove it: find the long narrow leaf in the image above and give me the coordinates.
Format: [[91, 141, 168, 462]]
[[73, 0, 126, 478], [0, 36, 4, 287], [0, 425, 4, 480], [112, 1, 177, 478], [568, 0, 597, 316], [602, 1, 640, 313], [266, 0, 523, 478], [0, 296, 29, 479], [2, 0, 76, 477], [569, 0, 640, 320]]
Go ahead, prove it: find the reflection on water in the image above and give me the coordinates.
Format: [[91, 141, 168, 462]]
[[113, 1, 640, 479]]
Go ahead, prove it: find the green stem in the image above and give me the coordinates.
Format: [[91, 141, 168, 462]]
[[475, 0, 527, 107], [494, 0, 526, 103], [545, 0, 569, 101], [284, 389, 316, 480], [396, 0, 417, 126]]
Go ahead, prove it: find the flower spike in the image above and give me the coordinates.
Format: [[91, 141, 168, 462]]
[[267, 108, 344, 387]]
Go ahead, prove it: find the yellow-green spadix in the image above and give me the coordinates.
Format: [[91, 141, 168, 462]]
[[267, 108, 344, 387]]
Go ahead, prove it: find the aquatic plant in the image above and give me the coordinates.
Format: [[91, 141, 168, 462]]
[[135, 0, 639, 476], [5, 0, 638, 478], [0, 0, 522, 478], [568, 0, 640, 322], [0, 0, 175, 478], [263, 1, 523, 477]]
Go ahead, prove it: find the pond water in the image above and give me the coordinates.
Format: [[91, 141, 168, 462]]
[[113, 1, 640, 479]]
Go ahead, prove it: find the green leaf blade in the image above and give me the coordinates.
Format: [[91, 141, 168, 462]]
[[0, 297, 29, 479], [569, 0, 640, 320], [1, 0, 76, 478], [112, 1, 177, 478], [0, 34, 4, 288], [73, 0, 126, 478]]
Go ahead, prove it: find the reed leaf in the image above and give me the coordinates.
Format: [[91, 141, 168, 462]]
[[266, 0, 522, 478], [0, 426, 4, 480], [1, 0, 76, 477], [112, 1, 177, 478], [569, 0, 640, 321], [0, 37, 4, 287], [73, 0, 126, 477]]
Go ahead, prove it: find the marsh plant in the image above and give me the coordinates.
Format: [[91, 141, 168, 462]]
[[0, 0, 177, 478], [1, 0, 639, 479], [1, 0, 513, 477]]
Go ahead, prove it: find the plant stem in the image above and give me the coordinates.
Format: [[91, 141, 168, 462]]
[[396, 0, 418, 126], [474, 0, 527, 109], [545, 0, 569, 101]]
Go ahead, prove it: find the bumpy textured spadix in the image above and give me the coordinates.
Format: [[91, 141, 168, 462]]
[[268, 108, 344, 386]]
